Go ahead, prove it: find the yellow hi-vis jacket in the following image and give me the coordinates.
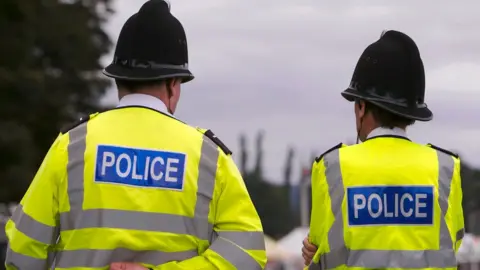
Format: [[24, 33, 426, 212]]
[[308, 136, 464, 270], [5, 107, 267, 270]]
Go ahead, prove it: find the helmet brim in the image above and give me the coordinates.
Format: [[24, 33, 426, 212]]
[[341, 87, 433, 122], [103, 63, 194, 83]]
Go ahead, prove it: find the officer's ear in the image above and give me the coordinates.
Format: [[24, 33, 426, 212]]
[[355, 99, 366, 119], [169, 78, 182, 90], [165, 78, 181, 98], [166, 78, 180, 88]]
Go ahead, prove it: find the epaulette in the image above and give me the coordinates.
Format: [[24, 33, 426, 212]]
[[427, 143, 459, 158], [197, 128, 232, 155], [314, 142, 345, 163], [60, 114, 95, 134]]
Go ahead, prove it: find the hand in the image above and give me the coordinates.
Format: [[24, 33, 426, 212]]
[[110, 262, 149, 270], [302, 236, 317, 266]]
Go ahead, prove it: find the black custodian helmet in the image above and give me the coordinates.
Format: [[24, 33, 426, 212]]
[[341, 30, 432, 121], [103, 0, 194, 83]]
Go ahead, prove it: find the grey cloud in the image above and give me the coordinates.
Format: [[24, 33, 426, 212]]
[[103, 0, 480, 181]]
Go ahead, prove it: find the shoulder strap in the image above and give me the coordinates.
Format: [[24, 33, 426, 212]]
[[427, 143, 459, 158], [197, 128, 232, 155], [60, 113, 98, 134], [315, 142, 345, 163]]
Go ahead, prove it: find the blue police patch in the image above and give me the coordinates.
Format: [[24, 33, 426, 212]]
[[95, 145, 186, 190], [347, 185, 434, 226]]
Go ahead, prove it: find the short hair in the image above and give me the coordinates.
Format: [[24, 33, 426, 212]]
[[360, 100, 415, 128], [115, 79, 169, 92]]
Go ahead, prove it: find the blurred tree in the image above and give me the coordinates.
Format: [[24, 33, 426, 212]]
[[283, 146, 294, 187], [239, 134, 248, 176], [241, 131, 297, 239], [284, 146, 298, 219], [460, 161, 480, 232], [253, 130, 264, 177], [0, 0, 113, 202]]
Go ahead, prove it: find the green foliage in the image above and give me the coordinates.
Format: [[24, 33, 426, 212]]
[[0, 0, 113, 202], [284, 146, 294, 186], [240, 132, 298, 239], [461, 161, 480, 231]]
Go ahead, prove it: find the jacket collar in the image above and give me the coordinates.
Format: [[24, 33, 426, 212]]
[[117, 94, 176, 118], [366, 127, 409, 140]]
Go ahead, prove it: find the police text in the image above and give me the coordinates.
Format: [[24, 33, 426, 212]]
[[95, 145, 186, 190], [347, 186, 434, 226]]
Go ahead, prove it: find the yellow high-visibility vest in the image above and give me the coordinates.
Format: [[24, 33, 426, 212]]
[[5, 106, 267, 270], [308, 136, 464, 270]]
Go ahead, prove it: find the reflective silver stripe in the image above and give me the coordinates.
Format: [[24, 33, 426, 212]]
[[210, 236, 262, 270], [67, 122, 87, 214], [321, 150, 347, 268], [54, 248, 197, 268], [336, 249, 455, 268], [47, 251, 56, 269], [60, 209, 208, 237], [320, 149, 457, 269], [436, 150, 455, 252], [5, 247, 49, 270], [10, 204, 58, 245], [193, 137, 219, 241], [213, 231, 266, 250]]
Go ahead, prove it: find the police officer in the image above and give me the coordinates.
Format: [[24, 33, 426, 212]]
[[303, 30, 464, 269], [5, 1, 267, 269]]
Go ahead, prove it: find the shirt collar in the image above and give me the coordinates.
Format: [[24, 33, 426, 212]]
[[366, 127, 408, 139], [116, 94, 174, 118]]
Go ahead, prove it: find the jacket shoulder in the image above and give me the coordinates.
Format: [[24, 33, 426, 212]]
[[60, 113, 98, 134], [427, 143, 459, 159], [196, 128, 232, 155], [314, 142, 346, 163]]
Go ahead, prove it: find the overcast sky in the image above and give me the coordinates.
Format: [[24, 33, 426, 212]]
[[102, 0, 480, 184]]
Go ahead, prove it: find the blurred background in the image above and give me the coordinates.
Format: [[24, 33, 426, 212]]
[[1, 0, 480, 269]]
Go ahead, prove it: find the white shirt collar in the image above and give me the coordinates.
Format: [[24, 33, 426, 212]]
[[116, 94, 175, 118], [367, 127, 408, 139]]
